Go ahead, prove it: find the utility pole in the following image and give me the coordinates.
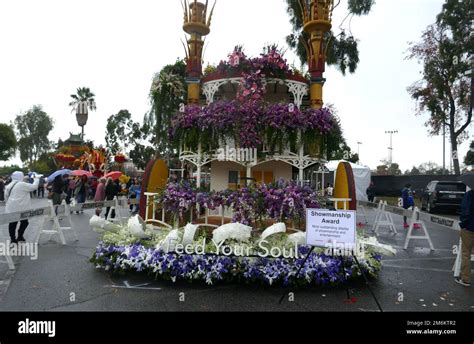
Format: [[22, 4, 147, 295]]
[[385, 131, 398, 165]]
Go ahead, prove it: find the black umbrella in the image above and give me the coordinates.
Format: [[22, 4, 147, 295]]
[[459, 173, 474, 189]]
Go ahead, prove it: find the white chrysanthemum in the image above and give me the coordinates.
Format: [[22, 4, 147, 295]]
[[260, 223, 286, 241], [212, 223, 252, 244]]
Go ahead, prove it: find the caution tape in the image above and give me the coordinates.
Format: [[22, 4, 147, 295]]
[[0, 207, 52, 226], [0, 197, 140, 225], [358, 200, 461, 231]]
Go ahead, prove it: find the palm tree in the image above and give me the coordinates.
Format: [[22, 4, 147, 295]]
[[69, 87, 97, 140]]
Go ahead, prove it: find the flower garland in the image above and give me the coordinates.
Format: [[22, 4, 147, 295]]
[[216, 45, 291, 80], [171, 46, 333, 151], [157, 180, 321, 226], [91, 242, 382, 286], [169, 100, 334, 150]]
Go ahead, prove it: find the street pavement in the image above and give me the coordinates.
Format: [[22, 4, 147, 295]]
[[0, 198, 473, 312]]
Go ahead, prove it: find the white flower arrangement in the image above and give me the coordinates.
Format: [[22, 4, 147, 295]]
[[212, 223, 252, 244]]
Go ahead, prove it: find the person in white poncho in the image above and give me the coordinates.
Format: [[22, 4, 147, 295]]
[[5, 171, 40, 244]]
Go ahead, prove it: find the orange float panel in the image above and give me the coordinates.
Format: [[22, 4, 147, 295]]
[[333, 162, 357, 211], [139, 159, 169, 220]]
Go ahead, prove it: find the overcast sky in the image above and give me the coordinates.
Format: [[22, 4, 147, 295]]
[[0, 0, 470, 172]]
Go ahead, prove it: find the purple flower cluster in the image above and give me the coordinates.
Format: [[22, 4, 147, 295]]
[[169, 101, 334, 149], [254, 45, 290, 78], [237, 71, 266, 102], [92, 242, 382, 286], [217, 45, 291, 79], [217, 46, 293, 109], [162, 180, 320, 225], [306, 108, 334, 134], [260, 180, 320, 222], [158, 181, 197, 218], [223, 186, 261, 225]]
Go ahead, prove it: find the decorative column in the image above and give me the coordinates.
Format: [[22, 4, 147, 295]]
[[299, 0, 333, 110], [196, 143, 202, 188], [182, 0, 216, 104]]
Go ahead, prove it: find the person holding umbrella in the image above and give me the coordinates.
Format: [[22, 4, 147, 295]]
[[5, 171, 41, 244], [457, 173, 474, 287], [51, 175, 65, 207], [74, 175, 89, 213]]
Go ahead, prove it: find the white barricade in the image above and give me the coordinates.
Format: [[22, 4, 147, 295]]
[[0, 247, 15, 270], [403, 207, 435, 251], [36, 201, 68, 245], [372, 201, 398, 236], [106, 197, 125, 226], [370, 201, 383, 232], [357, 204, 369, 225], [0, 205, 52, 270], [452, 238, 474, 278], [58, 200, 78, 242]]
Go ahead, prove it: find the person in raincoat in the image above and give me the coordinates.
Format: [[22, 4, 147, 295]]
[[5, 171, 40, 244]]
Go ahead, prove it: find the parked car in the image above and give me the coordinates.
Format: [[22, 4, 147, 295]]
[[421, 181, 466, 214]]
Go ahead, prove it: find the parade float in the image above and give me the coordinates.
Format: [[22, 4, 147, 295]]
[[91, 0, 394, 286], [54, 133, 109, 177]]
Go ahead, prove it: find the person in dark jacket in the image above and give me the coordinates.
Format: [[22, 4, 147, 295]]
[[74, 175, 88, 204], [401, 184, 414, 228], [104, 178, 118, 219], [366, 182, 375, 203], [51, 175, 64, 206], [37, 176, 45, 198], [114, 179, 122, 195], [456, 190, 474, 286]]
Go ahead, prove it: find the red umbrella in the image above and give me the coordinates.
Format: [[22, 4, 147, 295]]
[[72, 170, 93, 177], [104, 171, 122, 180]]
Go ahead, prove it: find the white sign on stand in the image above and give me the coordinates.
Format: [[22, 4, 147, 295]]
[[306, 209, 356, 248]]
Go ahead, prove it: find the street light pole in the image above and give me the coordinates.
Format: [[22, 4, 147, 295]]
[[385, 130, 398, 165], [357, 142, 362, 160]]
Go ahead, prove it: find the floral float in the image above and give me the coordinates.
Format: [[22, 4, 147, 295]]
[[90, 215, 392, 286], [115, 153, 127, 164], [90, 180, 395, 286]]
